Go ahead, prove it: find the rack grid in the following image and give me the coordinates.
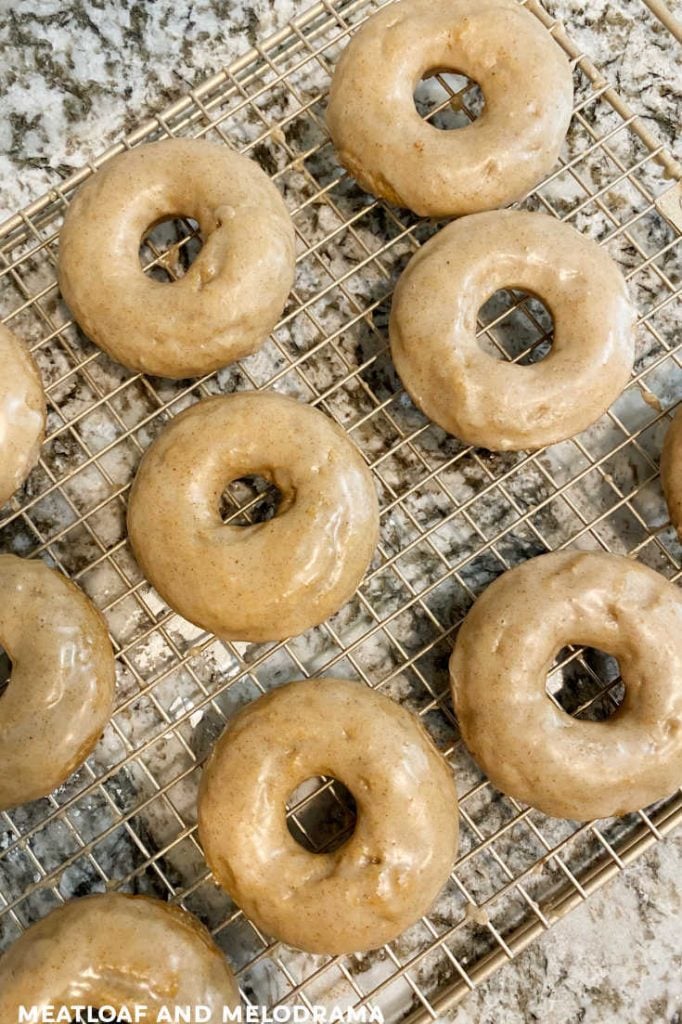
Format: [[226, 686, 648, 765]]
[[0, 0, 680, 1020]]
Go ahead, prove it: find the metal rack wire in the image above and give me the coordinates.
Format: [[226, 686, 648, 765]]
[[0, 0, 680, 1020]]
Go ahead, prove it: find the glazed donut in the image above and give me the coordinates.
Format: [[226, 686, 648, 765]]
[[661, 404, 682, 538], [450, 551, 682, 820], [198, 678, 459, 954], [0, 324, 45, 505], [326, 0, 573, 217], [0, 894, 240, 1018], [0, 554, 115, 811], [58, 139, 295, 378], [390, 210, 635, 451], [127, 393, 379, 642]]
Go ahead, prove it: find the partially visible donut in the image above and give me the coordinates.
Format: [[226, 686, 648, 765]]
[[0, 324, 45, 505], [59, 139, 295, 378], [450, 551, 682, 820], [327, 0, 573, 217], [198, 678, 459, 954], [0, 554, 115, 811], [0, 894, 240, 1018], [661, 404, 682, 538]]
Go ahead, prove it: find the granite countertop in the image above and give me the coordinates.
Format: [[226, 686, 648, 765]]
[[2, 0, 680, 219], [1, 0, 681, 1021]]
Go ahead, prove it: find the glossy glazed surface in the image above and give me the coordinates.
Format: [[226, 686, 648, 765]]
[[198, 678, 459, 954], [127, 392, 379, 642], [390, 210, 635, 450], [326, 0, 573, 217], [661, 404, 682, 539], [0, 894, 240, 1016], [0, 323, 45, 505], [450, 551, 682, 820], [58, 138, 296, 378], [0, 554, 115, 811]]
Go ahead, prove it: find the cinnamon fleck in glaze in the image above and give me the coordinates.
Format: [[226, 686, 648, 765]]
[[326, 0, 573, 217], [0, 555, 115, 811], [0, 894, 240, 1018], [450, 551, 682, 821], [127, 393, 379, 643], [58, 138, 295, 379], [199, 679, 459, 954], [0, 324, 45, 505], [661, 404, 682, 539]]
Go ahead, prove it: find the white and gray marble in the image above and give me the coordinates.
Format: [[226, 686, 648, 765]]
[[448, 833, 682, 1024], [1, 0, 680, 219], [0, 1, 680, 1022]]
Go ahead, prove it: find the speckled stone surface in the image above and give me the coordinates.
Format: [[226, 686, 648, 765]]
[[1, 0, 680, 220], [449, 833, 682, 1024], [0, 0, 680, 1022]]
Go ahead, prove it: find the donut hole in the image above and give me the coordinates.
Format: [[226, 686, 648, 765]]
[[220, 474, 283, 526], [0, 644, 11, 699], [547, 646, 625, 722], [477, 289, 554, 366], [286, 775, 357, 854], [414, 70, 485, 130], [139, 216, 202, 282]]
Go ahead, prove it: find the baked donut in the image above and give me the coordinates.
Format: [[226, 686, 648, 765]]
[[0, 324, 46, 505], [390, 210, 635, 450], [0, 554, 115, 811], [661, 404, 682, 538], [58, 138, 295, 378], [127, 392, 379, 642], [0, 894, 240, 1017], [198, 678, 459, 954], [326, 0, 573, 217], [450, 551, 682, 820]]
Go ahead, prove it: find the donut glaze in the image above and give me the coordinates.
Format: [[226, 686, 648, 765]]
[[450, 551, 682, 820], [127, 393, 379, 642], [0, 324, 45, 505], [0, 894, 240, 1018], [390, 210, 635, 451], [58, 139, 295, 378], [198, 679, 459, 954], [661, 404, 682, 538], [0, 555, 115, 811], [326, 0, 573, 217]]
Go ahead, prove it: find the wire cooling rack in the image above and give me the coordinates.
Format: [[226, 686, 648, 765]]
[[0, 0, 680, 1019]]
